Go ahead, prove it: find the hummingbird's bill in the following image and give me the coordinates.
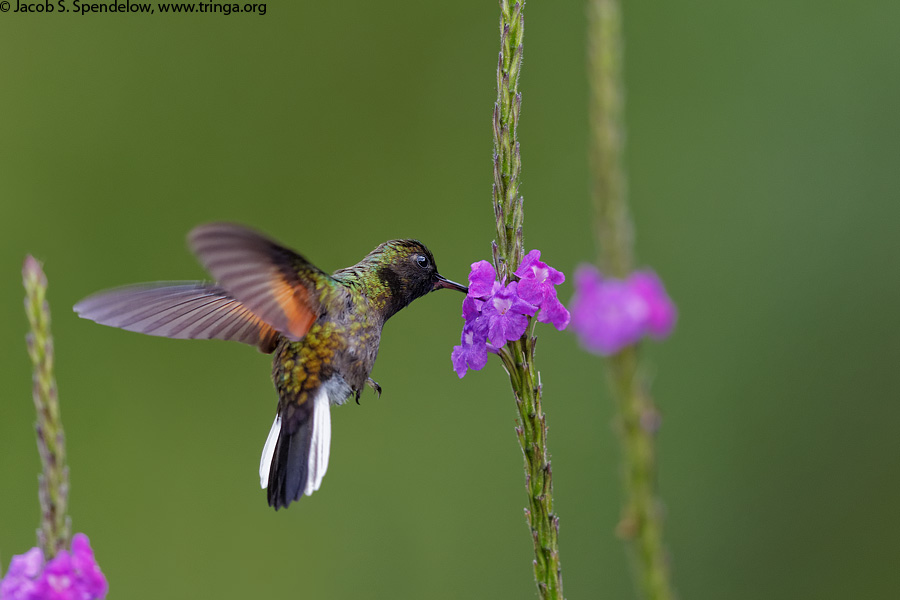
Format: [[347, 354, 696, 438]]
[[433, 275, 468, 293]]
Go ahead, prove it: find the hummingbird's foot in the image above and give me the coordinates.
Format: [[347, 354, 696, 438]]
[[366, 377, 382, 399]]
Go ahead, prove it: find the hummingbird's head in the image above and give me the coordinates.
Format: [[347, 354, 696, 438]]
[[345, 239, 467, 319]]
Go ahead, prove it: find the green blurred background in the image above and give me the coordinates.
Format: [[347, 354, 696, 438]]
[[2, 1, 899, 598]]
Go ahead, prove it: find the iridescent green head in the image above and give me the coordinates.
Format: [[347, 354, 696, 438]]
[[335, 240, 467, 319]]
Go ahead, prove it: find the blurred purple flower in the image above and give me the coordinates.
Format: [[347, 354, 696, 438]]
[[0, 534, 108, 600], [569, 265, 676, 355], [629, 270, 677, 338]]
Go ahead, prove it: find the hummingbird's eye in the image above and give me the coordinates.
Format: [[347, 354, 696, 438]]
[[416, 255, 430, 269]]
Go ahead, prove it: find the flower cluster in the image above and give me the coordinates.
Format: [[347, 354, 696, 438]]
[[0, 534, 108, 600], [569, 265, 676, 355], [452, 250, 570, 377]]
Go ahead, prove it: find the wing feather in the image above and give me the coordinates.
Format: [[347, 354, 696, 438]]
[[189, 223, 328, 342], [73, 282, 280, 353]]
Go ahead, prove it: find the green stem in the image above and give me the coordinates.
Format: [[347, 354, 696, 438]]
[[589, 0, 632, 277], [609, 348, 674, 600], [588, 1, 677, 598], [491, 2, 564, 598], [23, 255, 71, 558], [510, 337, 563, 600], [493, 0, 526, 281]]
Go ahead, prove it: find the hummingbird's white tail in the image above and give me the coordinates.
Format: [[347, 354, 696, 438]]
[[305, 388, 332, 496], [260, 387, 332, 508], [259, 415, 282, 489]]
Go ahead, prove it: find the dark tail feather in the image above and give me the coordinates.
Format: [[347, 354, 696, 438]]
[[266, 406, 314, 510], [261, 386, 332, 510]]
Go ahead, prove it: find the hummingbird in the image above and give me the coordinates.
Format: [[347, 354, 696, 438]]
[[73, 223, 467, 509]]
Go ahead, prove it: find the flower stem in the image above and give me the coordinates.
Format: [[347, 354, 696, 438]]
[[23, 255, 71, 558], [491, 2, 564, 598], [588, 1, 677, 599], [608, 348, 674, 600], [588, 0, 632, 277], [493, 0, 525, 282]]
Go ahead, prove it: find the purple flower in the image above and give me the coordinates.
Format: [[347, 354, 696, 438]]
[[481, 281, 537, 346], [629, 270, 677, 338], [40, 550, 77, 600], [534, 285, 570, 330], [514, 250, 570, 330], [451, 316, 489, 378], [1, 547, 43, 600], [1, 535, 108, 600], [452, 252, 568, 377], [461, 294, 480, 321], [515, 250, 564, 302], [569, 265, 676, 355], [69, 534, 107, 600], [467, 260, 496, 298]]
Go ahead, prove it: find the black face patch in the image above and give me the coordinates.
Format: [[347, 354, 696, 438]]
[[376, 246, 439, 317], [377, 265, 404, 301]]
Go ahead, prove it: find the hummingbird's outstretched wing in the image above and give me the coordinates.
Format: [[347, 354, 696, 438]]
[[189, 223, 330, 342], [74, 282, 281, 353]]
